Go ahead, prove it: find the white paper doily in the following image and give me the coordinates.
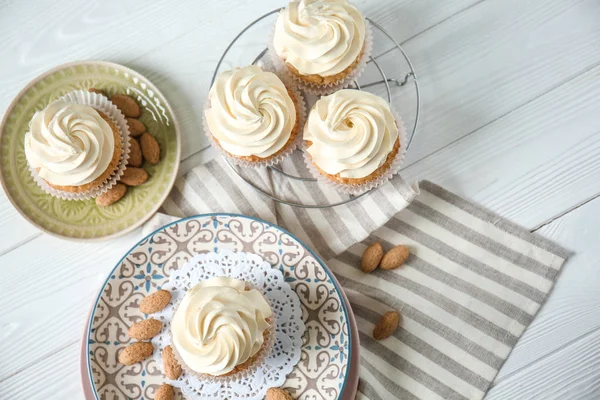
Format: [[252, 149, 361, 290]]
[[151, 250, 305, 400]]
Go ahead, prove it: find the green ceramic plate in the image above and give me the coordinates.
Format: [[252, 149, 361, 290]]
[[0, 61, 181, 240]]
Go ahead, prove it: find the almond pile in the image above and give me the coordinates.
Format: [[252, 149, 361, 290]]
[[360, 243, 409, 273], [117, 288, 179, 397], [360, 242, 409, 340], [90, 89, 162, 207]]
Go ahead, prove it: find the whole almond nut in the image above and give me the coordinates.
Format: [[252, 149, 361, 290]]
[[360, 242, 384, 273], [126, 118, 146, 137], [155, 384, 175, 400], [118, 342, 154, 365], [128, 318, 162, 340], [120, 167, 148, 186], [163, 345, 182, 380], [111, 94, 140, 118], [95, 183, 127, 207], [266, 387, 294, 400], [380, 245, 410, 270], [140, 132, 160, 164], [139, 290, 171, 314], [373, 311, 400, 340], [128, 138, 143, 167]]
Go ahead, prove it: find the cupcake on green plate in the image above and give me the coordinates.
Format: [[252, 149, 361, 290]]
[[24, 90, 129, 200]]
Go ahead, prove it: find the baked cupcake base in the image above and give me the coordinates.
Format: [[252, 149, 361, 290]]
[[306, 138, 400, 186], [45, 112, 123, 193], [285, 46, 365, 86]]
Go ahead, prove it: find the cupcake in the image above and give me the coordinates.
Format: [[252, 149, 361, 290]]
[[272, 0, 368, 92], [204, 65, 302, 167], [170, 277, 274, 378], [24, 95, 126, 198], [303, 89, 405, 193]]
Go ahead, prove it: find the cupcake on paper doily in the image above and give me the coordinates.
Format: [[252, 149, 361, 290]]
[[24, 90, 130, 200], [152, 250, 305, 400], [170, 277, 275, 378], [203, 65, 305, 168], [303, 89, 407, 195], [271, 0, 371, 94]]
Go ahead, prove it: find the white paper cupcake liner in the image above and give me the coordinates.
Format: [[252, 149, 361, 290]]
[[169, 299, 277, 384], [269, 19, 374, 96], [28, 90, 131, 201], [202, 76, 306, 169], [303, 110, 408, 196]]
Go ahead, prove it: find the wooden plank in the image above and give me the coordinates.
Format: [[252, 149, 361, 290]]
[[487, 328, 600, 399], [401, 64, 600, 230], [0, 342, 82, 400], [0, 231, 140, 382], [372, 0, 600, 165], [489, 195, 600, 385]]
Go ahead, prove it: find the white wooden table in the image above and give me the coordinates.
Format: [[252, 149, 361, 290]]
[[1, 0, 599, 398]]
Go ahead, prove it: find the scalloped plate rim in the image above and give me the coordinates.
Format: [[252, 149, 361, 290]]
[[0, 59, 182, 241]]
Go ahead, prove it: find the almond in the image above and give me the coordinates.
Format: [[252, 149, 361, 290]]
[[373, 311, 400, 340], [126, 118, 146, 137], [120, 167, 148, 186], [88, 88, 105, 95], [139, 290, 171, 314], [128, 318, 162, 340], [360, 242, 384, 273], [140, 132, 160, 164], [118, 342, 154, 366], [163, 345, 182, 380], [265, 387, 294, 400], [380, 245, 410, 270], [95, 183, 127, 207], [155, 384, 175, 400], [111, 94, 140, 118], [128, 138, 143, 167]]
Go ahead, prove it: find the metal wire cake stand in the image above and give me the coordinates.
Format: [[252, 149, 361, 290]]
[[210, 8, 420, 208]]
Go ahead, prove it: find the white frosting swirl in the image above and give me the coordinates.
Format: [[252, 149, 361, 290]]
[[274, 0, 366, 76], [171, 277, 272, 376], [205, 66, 296, 158], [24, 100, 115, 186], [304, 89, 398, 179]]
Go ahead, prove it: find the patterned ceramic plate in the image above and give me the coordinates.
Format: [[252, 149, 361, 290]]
[[86, 214, 355, 400], [0, 60, 181, 240]]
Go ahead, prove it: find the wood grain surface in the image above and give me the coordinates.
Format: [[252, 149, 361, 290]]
[[1, 0, 599, 399]]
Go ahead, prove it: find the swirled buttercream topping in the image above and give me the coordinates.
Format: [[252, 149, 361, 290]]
[[205, 65, 296, 158], [171, 277, 272, 376], [274, 0, 366, 76], [24, 100, 115, 186], [304, 89, 398, 179]]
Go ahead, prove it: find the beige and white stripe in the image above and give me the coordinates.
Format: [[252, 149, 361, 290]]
[[147, 157, 570, 400]]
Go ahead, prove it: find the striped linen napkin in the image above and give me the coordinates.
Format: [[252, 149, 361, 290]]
[[144, 155, 570, 400]]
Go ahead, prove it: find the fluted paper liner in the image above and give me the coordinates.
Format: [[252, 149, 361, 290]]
[[203, 74, 306, 169], [303, 110, 408, 195], [28, 90, 131, 200], [269, 19, 374, 96]]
